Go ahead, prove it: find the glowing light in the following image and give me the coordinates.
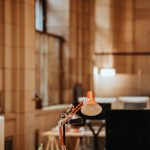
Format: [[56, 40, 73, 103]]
[[100, 68, 116, 76]]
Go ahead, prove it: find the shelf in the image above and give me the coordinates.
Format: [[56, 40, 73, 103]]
[[94, 52, 150, 56]]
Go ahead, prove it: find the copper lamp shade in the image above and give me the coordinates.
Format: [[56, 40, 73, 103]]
[[81, 91, 102, 116]]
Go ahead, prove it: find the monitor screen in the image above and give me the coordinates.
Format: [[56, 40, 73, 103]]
[[106, 110, 150, 150]]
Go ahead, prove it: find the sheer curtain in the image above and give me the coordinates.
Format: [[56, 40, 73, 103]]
[[36, 33, 62, 106]]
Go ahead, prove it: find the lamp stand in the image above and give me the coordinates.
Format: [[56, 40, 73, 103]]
[[60, 113, 66, 145], [63, 124, 66, 145], [58, 102, 84, 150]]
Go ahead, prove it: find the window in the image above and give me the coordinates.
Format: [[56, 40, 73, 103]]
[[35, 0, 67, 106], [35, 33, 63, 106], [35, 0, 45, 32]]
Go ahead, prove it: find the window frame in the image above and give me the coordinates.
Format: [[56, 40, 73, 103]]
[[35, 32, 64, 106]]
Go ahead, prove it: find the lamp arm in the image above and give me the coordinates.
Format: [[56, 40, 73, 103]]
[[58, 101, 84, 126], [58, 101, 84, 150]]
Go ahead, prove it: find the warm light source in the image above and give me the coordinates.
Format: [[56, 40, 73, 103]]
[[81, 91, 102, 116], [100, 68, 116, 76]]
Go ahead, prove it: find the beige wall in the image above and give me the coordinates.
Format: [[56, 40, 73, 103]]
[[134, 0, 150, 95], [0, 0, 94, 149], [0, 0, 68, 149], [0, 0, 4, 113], [94, 0, 150, 97], [69, 0, 95, 94], [1, 0, 36, 149]]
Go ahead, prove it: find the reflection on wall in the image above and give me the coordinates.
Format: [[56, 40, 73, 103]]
[[95, 0, 134, 72], [93, 56, 150, 97], [93, 67, 140, 97], [94, 0, 150, 96]]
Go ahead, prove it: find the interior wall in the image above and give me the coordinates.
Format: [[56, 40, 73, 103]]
[[134, 0, 150, 95], [0, 0, 68, 150], [94, 0, 150, 97], [0, 0, 4, 113], [69, 0, 95, 95], [94, 73, 140, 97], [95, 0, 134, 71], [1, 0, 36, 149], [0, 0, 95, 149]]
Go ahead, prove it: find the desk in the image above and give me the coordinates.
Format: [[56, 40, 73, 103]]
[[42, 126, 105, 150]]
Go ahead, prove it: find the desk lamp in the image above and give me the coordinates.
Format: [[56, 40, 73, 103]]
[[58, 91, 102, 150]]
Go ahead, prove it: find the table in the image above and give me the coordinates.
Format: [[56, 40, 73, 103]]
[[42, 126, 105, 150]]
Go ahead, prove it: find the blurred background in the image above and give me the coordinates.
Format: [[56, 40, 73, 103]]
[[0, 0, 150, 149]]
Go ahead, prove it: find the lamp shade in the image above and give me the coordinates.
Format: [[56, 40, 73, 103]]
[[81, 91, 102, 116]]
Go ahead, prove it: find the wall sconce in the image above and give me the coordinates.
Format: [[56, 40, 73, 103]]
[[100, 68, 116, 76]]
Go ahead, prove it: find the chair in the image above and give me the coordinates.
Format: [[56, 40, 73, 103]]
[[86, 119, 105, 150], [106, 110, 150, 150]]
